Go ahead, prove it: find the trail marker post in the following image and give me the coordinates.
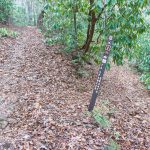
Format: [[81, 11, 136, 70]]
[[88, 36, 113, 112]]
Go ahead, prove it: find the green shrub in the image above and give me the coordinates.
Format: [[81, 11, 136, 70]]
[[141, 73, 150, 90], [92, 110, 111, 128], [131, 28, 150, 90], [0, 0, 13, 23], [91, 105, 111, 128], [0, 28, 17, 38], [43, 0, 148, 67]]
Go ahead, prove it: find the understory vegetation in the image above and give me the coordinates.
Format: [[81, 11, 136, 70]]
[[85, 100, 121, 149], [130, 13, 150, 89], [0, 0, 13, 24], [1, 0, 149, 81], [12, 0, 43, 26], [0, 0, 149, 149], [0, 0, 43, 26], [39, 0, 149, 90], [42, 0, 148, 66], [132, 29, 150, 89], [0, 28, 17, 38]]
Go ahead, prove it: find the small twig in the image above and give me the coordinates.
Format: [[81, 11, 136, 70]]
[[126, 96, 133, 103]]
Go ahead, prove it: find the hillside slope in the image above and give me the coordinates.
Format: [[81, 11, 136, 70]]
[[0, 26, 149, 150]]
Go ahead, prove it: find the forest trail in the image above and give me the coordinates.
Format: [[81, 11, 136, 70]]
[[0, 27, 149, 150]]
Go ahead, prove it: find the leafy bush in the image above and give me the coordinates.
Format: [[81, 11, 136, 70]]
[[0, 28, 17, 38], [141, 73, 150, 90], [0, 0, 13, 24], [43, 0, 148, 66], [131, 28, 150, 90]]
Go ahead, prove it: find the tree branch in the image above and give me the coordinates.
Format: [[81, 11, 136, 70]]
[[96, 3, 108, 20]]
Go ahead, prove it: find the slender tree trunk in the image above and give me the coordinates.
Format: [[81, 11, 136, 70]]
[[27, 1, 32, 25], [102, 0, 106, 29], [37, 10, 45, 29], [33, 2, 36, 26], [74, 12, 77, 47], [82, 0, 107, 54], [82, 0, 96, 53], [73, 0, 78, 48]]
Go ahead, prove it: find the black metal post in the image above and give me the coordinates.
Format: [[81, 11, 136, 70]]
[[88, 36, 113, 112]]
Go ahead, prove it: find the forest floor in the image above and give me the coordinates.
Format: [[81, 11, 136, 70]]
[[0, 26, 149, 150]]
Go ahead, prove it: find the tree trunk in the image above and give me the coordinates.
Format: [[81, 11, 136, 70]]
[[102, 0, 106, 29], [73, 0, 78, 49], [82, 0, 96, 53]]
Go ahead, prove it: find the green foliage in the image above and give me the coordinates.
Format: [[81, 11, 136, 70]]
[[92, 109, 111, 128], [11, 1, 44, 26], [0, 28, 9, 37], [0, 0, 13, 23], [113, 131, 120, 140], [85, 101, 121, 149], [43, 0, 89, 51], [91, 101, 113, 128], [89, 100, 118, 128], [104, 140, 121, 150], [141, 73, 150, 90], [75, 67, 90, 77], [130, 27, 150, 89], [43, 0, 148, 66], [11, 5, 28, 26], [0, 28, 17, 38]]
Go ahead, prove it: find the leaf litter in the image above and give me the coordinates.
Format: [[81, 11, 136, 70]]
[[0, 26, 149, 150]]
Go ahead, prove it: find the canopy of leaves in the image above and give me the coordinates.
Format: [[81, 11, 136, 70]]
[[43, 0, 148, 65]]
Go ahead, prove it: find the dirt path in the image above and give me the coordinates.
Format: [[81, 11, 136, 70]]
[[0, 27, 149, 150]]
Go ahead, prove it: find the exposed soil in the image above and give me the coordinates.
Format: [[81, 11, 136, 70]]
[[0, 26, 149, 150]]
